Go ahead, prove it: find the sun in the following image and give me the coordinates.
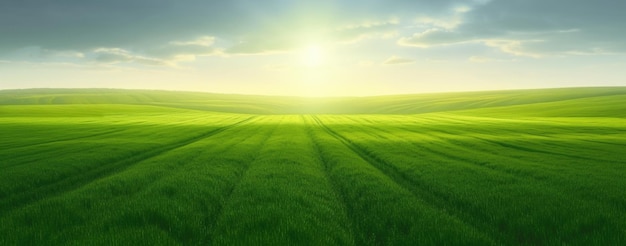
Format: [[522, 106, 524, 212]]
[[302, 45, 324, 67]]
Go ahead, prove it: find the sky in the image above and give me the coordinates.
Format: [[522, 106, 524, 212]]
[[1, 0, 625, 96]]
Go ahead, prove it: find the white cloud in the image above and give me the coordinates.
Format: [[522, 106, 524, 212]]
[[169, 36, 215, 46], [398, 29, 469, 47], [383, 56, 415, 65], [398, 29, 560, 58], [225, 39, 292, 55], [413, 17, 462, 30], [340, 18, 400, 30], [399, 0, 626, 58], [483, 40, 543, 58], [335, 18, 400, 44], [411, 4, 473, 31], [150, 36, 220, 60], [88, 36, 224, 67], [41, 49, 85, 59], [93, 48, 172, 66]]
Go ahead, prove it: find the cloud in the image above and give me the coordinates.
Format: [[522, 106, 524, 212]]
[[398, 0, 626, 57], [93, 48, 171, 66], [89, 36, 223, 67], [225, 37, 293, 55], [482, 40, 543, 58], [0, 1, 250, 52], [2, 0, 625, 62], [383, 56, 415, 65], [0, 46, 88, 66], [334, 18, 400, 43], [148, 36, 220, 60], [221, 19, 396, 55], [169, 36, 215, 47], [409, 4, 475, 32], [0, 0, 461, 56], [0, 35, 221, 68], [398, 29, 573, 58], [223, 17, 402, 55], [398, 29, 469, 47], [41, 49, 85, 59], [396, 2, 487, 48]]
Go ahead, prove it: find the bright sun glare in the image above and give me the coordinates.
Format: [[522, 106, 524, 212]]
[[302, 45, 324, 67]]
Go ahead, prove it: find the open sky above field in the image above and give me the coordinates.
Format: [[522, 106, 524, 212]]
[[1, 0, 625, 96]]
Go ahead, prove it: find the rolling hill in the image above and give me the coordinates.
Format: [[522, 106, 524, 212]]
[[1, 87, 626, 115]]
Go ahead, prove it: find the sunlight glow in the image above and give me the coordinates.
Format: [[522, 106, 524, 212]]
[[302, 45, 324, 67]]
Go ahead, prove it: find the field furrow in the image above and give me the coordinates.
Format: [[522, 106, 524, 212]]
[[311, 115, 494, 245], [0, 117, 274, 245], [317, 117, 500, 241], [0, 116, 255, 216], [0, 129, 124, 154], [319, 115, 626, 244], [210, 116, 354, 245], [201, 116, 282, 243], [302, 116, 356, 244], [385, 116, 626, 210], [421, 115, 626, 163], [72, 117, 278, 245], [350, 116, 607, 185], [2, 88, 626, 245]]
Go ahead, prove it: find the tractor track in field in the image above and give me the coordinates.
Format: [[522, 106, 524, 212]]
[[346, 117, 626, 224], [0, 144, 113, 170], [0, 117, 230, 169], [476, 136, 615, 162], [0, 116, 212, 151], [350, 121, 626, 210], [0, 129, 123, 152], [418, 116, 620, 163], [353, 117, 600, 187], [118, 117, 276, 245], [205, 117, 282, 244], [0, 129, 129, 170], [398, 115, 611, 164], [0, 116, 257, 215], [577, 138, 626, 148], [311, 116, 499, 244], [352, 120, 547, 180], [440, 125, 610, 163], [303, 116, 357, 245]]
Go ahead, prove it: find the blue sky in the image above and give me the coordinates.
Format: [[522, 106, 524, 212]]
[[1, 0, 625, 96]]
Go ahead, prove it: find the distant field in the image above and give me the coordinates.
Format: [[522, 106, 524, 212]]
[[1, 88, 625, 245]]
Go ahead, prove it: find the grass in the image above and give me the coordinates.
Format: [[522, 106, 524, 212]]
[[1, 87, 625, 245]]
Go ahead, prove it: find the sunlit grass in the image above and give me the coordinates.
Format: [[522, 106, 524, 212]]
[[1, 87, 625, 245]]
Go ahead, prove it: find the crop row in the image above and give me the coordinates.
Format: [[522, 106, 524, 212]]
[[1, 110, 625, 244], [318, 114, 626, 244]]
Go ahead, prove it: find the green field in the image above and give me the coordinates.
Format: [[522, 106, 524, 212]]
[[1, 87, 625, 245]]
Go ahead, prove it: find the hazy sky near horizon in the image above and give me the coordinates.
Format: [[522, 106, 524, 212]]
[[1, 0, 625, 96]]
